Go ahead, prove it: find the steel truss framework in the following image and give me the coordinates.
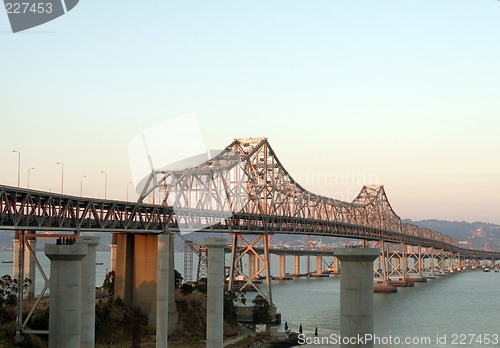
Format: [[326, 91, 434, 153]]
[[365, 240, 491, 285], [155, 138, 499, 260], [0, 186, 173, 232], [227, 233, 273, 303], [15, 231, 73, 338], [1, 138, 500, 262]]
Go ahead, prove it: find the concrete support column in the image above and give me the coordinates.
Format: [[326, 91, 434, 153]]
[[114, 234, 158, 324], [205, 238, 226, 348], [156, 233, 170, 348], [395, 257, 401, 277], [316, 256, 322, 276], [334, 248, 379, 348], [248, 252, 256, 279], [76, 236, 100, 348], [24, 235, 36, 298], [439, 250, 445, 275], [402, 246, 408, 278], [133, 234, 158, 324], [13, 231, 20, 279], [114, 234, 133, 305], [294, 255, 300, 276], [110, 233, 118, 272], [279, 255, 286, 279], [168, 232, 178, 334], [333, 256, 340, 274], [45, 242, 88, 348], [429, 253, 435, 278]]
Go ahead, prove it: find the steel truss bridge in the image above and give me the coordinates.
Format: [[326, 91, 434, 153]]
[[1, 137, 499, 302]]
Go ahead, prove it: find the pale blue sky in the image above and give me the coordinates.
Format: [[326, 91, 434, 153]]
[[1, 1, 499, 225]]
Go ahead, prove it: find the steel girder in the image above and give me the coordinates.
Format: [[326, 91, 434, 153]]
[[0, 185, 173, 232]]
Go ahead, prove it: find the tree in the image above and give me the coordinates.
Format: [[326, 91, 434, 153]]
[[0, 275, 30, 323], [180, 283, 194, 296], [174, 269, 183, 287], [252, 295, 271, 324], [224, 291, 246, 324], [0, 275, 30, 307], [102, 271, 115, 300]]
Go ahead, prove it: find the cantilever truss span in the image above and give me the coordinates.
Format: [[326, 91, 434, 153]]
[[152, 137, 495, 257]]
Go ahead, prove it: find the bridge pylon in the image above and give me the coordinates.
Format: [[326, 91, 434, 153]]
[[196, 245, 208, 282], [386, 242, 408, 282], [227, 232, 273, 306], [368, 240, 387, 284]]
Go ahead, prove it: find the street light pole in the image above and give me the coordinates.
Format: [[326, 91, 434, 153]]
[[101, 171, 107, 199], [27, 167, 35, 189], [56, 162, 64, 194], [80, 175, 87, 197], [12, 150, 20, 187]]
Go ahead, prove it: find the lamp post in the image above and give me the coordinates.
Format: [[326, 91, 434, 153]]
[[56, 162, 64, 194], [127, 181, 133, 201], [27, 167, 35, 189], [80, 175, 87, 197], [100, 171, 107, 199], [12, 150, 20, 187]]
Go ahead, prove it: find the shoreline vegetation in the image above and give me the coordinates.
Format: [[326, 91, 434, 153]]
[[0, 273, 291, 347]]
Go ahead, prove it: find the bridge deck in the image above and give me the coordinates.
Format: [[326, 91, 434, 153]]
[[0, 185, 498, 260]]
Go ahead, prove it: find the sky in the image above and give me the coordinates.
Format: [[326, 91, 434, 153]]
[[0, 1, 499, 224]]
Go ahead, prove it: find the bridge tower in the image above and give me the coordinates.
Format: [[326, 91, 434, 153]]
[[227, 232, 273, 306], [196, 244, 208, 281], [183, 240, 194, 283]]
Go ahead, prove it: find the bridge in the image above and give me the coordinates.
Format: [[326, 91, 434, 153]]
[[1, 137, 499, 345]]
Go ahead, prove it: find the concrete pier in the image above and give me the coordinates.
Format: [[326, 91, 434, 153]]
[[168, 232, 178, 335], [12, 231, 20, 280], [45, 242, 88, 348], [156, 233, 170, 348], [294, 255, 300, 276], [334, 248, 379, 348], [205, 238, 226, 348], [114, 234, 158, 324], [332, 256, 340, 274], [248, 252, 257, 279], [316, 256, 322, 276], [24, 235, 36, 298], [279, 254, 286, 279], [110, 233, 117, 271], [76, 236, 100, 348]]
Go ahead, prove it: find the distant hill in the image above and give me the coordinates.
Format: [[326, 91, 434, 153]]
[[403, 219, 500, 251]]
